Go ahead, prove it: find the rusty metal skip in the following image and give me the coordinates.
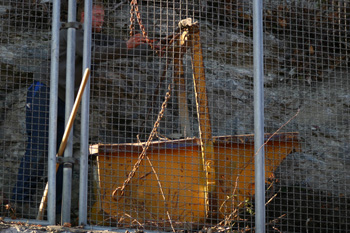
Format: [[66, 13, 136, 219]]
[[89, 19, 300, 227]]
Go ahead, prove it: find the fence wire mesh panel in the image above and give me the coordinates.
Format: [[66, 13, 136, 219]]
[[87, 0, 349, 232], [264, 0, 350, 232], [0, 0, 349, 232], [87, 0, 283, 232], [0, 0, 53, 220]]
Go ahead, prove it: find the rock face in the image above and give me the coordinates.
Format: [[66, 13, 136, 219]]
[[1, 0, 350, 230]]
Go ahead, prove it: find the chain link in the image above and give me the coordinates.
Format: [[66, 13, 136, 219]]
[[114, 0, 186, 200], [129, 0, 158, 52], [112, 84, 172, 200], [129, 0, 135, 37]]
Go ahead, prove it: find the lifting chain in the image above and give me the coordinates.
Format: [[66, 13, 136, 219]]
[[112, 84, 173, 201], [129, 0, 157, 53], [129, 0, 184, 57]]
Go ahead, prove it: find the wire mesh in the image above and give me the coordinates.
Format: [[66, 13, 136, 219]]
[[87, 0, 261, 231], [0, 0, 350, 232], [264, 0, 350, 232], [0, 0, 53, 220], [87, 0, 350, 232]]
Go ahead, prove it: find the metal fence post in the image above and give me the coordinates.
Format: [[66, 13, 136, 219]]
[[253, 0, 265, 232], [48, 0, 61, 225], [79, 0, 92, 225], [62, 0, 77, 224]]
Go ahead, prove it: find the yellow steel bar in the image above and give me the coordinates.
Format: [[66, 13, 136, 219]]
[[189, 27, 212, 143], [37, 68, 91, 220], [187, 24, 216, 218], [173, 39, 192, 138]]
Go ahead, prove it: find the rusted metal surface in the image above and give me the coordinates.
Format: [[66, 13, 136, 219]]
[[90, 132, 299, 155], [187, 22, 216, 216], [173, 37, 192, 138], [88, 19, 300, 227], [89, 132, 299, 226]]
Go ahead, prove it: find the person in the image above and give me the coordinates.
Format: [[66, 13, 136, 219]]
[[11, 4, 151, 218]]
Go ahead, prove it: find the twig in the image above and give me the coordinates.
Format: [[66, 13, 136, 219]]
[[306, 218, 311, 233], [272, 226, 282, 233], [217, 109, 300, 228], [121, 213, 143, 227], [265, 192, 278, 206], [234, 109, 301, 188], [112, 84, 172, 200], [255, 108, 300, 157], [113, 0, 128, 11], [269, 213, 286, 224], [136, 135, 175, 232], [218, 175, 239, 215], [217, 177, 248, 228]]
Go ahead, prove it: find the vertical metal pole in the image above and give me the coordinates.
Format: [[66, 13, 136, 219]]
[[48, 0, 61, 225], [62, 0, 77, 224], [79, 0, 92, 225], [253, 0, 265, 232]]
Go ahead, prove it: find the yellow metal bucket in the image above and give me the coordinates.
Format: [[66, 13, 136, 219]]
[[87, 19, 300, 228], [89, 132, 299, 227]]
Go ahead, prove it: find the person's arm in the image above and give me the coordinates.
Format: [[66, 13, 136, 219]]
[[92, 33, 152, 63]]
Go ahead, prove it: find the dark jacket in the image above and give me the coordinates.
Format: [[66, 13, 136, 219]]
[[46, 28, 150, 100]]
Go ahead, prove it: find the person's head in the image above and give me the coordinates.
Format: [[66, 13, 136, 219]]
[[80, 4, 105, 33]]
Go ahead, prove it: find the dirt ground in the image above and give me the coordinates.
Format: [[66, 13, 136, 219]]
[[0, 219, 121, 233]]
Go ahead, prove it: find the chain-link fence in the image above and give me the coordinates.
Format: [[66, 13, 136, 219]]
[[0, 0, 349, 232]]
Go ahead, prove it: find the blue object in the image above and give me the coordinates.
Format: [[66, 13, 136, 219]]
[[12, 82, 65, 213]]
